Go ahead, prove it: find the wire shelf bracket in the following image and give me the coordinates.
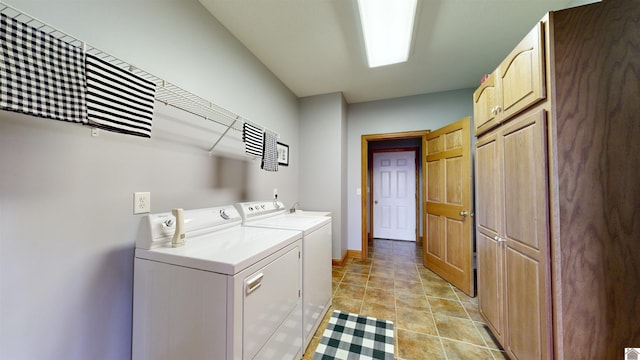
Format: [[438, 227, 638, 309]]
[[208, 118, 239, 155]]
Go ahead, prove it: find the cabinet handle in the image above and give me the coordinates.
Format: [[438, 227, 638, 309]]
[[494, 236, 500, 241], [495, 105, 502, 113], [490, 106, 497, 115], [246, 273, 264, 295]]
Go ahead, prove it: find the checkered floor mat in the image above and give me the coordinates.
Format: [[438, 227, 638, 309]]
[[313, 310, 394, 360]]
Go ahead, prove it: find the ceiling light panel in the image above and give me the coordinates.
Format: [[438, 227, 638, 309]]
[[357, 0, 418, 68]]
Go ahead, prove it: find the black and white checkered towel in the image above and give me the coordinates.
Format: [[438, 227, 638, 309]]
[[261, 131, 278, 172], [313, 310, 394, 360], [243, 122, 264, 157], [0, 13, 87, 123], [85, 54, 155, 138]]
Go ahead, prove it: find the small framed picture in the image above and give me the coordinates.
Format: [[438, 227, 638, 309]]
[[277, 142, 289, 166]]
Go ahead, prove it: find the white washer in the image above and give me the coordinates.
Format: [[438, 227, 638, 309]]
[[236, 201, 332, 351], [132, 205, 303, 360]]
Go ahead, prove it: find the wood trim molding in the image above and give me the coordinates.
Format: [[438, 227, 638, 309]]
[[360, 136, 368, 259], [332, 250, 363, 266], [348, 250, 363, 261], [362, 130, 430, 141], [332, 251, 349, 266]]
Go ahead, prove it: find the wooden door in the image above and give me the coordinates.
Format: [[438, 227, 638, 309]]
[[501, 109, 551, 360], [475, 128, 504, 342], [423, 117, 474, 296], [372, 151, 416, 241]]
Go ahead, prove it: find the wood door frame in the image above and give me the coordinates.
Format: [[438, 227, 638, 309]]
[[369, 147, 420, 242], [361, 130, 430, 259]]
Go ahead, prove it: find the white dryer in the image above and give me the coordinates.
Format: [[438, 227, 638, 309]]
[[236, 201, 332, 352], [132, 205, 303, 360]]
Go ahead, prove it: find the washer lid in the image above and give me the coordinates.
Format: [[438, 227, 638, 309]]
[[245, 213, 331, 234], [135, 226, 302, 275]]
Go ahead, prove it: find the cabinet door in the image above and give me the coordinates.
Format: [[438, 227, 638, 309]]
[[475, 129, 504, 341], [475, 131, 502, 235], [498, 21, 546, 122], [501, 109, 551, 360], [473, 72, 499, 136], [477, 232, 504, 341]]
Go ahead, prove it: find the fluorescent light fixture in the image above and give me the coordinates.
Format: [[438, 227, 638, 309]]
[[357, 0, 417, 68]]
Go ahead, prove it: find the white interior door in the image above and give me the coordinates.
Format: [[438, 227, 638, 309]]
[[373, 151, 416, 241]]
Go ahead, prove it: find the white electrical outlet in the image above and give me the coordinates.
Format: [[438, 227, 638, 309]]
[[134, 192, 151, 214]]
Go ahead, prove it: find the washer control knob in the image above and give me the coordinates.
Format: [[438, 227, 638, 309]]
[[164, 219, 175, 227], [249, 206, 254, 211], [220, 209, 230, 220]]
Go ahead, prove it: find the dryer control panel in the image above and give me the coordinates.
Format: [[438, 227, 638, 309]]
[[136, 206, 241, 250]]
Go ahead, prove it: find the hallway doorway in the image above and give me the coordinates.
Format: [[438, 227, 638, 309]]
[[360, 130, 429, 259]]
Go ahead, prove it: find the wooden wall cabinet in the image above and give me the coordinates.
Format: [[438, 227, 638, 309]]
[[473, 22, 546, 136], [474, 1, 640, 359], [473, 72, 498, 134]]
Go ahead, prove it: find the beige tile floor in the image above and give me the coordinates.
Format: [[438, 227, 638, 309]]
[[302, 239, 509, 360]]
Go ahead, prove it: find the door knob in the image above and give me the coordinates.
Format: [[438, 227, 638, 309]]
[[459, 210, 468, 217]]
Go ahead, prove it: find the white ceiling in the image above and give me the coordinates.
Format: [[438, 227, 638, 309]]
[[198, 0, 582, 104]]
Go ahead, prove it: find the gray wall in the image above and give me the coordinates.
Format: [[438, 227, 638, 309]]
[[346, 88, 475, 251], [299, 92, 348, 260], [0, 0, 299, 359], [569, 0, 601, 6]]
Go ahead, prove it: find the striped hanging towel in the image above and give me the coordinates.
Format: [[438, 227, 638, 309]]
[[0, 13, 87, 123], [243, 122, 264, 157], [261, 131, 278, 172], [85, 54, 156, 138]]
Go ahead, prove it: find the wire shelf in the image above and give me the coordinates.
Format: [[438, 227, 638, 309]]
[[0, 1, 277, 152]]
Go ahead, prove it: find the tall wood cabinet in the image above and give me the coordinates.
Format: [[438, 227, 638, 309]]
[[477, 109, 551, 359], [474, 1, 640, 359]]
